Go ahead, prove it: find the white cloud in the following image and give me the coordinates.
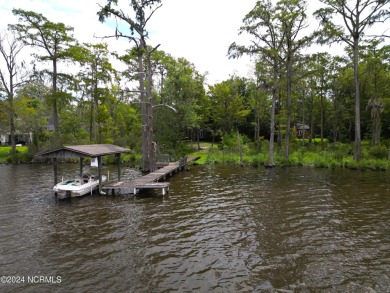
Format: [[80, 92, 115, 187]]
[[147, 0, 255, 84], [8, 0, 387, 85], [0, 0, 256, 85]]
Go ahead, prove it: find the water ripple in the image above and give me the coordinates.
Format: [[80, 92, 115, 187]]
[[0, 165, 389, 292]]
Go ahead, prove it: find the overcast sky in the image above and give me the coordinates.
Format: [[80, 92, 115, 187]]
[[1, 0, 388, 86], [0, 0, 259, 85]]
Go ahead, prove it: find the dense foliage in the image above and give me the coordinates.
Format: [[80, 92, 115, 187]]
[[0, 0, 389, 167]]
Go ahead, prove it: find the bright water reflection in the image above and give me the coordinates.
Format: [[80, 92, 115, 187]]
[[0, 164, 389, 292]]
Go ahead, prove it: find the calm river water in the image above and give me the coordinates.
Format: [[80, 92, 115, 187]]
[[0, 163, 389, 292]]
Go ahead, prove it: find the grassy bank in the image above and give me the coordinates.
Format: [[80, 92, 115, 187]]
[[2, 141, 389, 171], [0, 146, 31, 164], [188, 141, 390, 171]]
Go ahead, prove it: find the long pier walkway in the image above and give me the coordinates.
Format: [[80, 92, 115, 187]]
[[102, 156, 199, 195]]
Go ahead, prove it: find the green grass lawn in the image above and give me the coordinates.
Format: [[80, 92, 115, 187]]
[[187, 140, 390, 170], [187, 142, 217, 164], [0, 146, 29, 163]]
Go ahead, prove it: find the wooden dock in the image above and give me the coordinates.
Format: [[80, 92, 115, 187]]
[[102, 156, 199, 195]]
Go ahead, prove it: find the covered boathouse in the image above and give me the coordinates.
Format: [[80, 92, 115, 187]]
[[36, 144, 130, 194]]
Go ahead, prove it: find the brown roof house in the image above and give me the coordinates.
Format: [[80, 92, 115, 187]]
[[295, 123, 310, 139]]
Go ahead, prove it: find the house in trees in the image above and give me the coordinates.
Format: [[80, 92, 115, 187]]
[[0, 133, 32, 146], [295, 123, 310, 139]]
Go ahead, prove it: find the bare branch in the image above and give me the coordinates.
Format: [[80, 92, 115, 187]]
[[144, 3, 163, 26]]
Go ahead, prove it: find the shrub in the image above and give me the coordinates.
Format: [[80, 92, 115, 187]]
[[368, 144, 388, 159], [342, 158, 359, 169], [219, 132, 249, 154], [275, 155, 302, 167], [6, 151, 32, 164], [250, 137, 269, 154], [249, 153, 268, 167], [206, 148, 219, 164]]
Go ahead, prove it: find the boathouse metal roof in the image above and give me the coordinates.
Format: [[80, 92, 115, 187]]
[[36, 144, 130, 158]]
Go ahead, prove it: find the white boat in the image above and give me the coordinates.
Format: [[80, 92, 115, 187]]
[[53, 173, 107, 198]]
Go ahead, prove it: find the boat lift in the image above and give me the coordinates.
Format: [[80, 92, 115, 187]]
[[36, 144, 130, 194]]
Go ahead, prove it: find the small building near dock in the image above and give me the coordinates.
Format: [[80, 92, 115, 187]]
[[36, 144, 130, 194], [295, 123, 310, 139]]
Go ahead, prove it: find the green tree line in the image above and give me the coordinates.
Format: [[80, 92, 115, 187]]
[[0, 0, 389, 166]]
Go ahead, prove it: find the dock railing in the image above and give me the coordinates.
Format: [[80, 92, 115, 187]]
[[179, 156, 188, 168], [156, 154, 171, 168]]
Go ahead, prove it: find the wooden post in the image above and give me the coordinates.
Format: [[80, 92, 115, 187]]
[[79, 157, 84, 177], [53, 157, 58, 186], [116, 153, 121, 182], [98, 156, 102, 194]]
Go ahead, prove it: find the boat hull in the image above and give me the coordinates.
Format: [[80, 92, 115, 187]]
[[53, 175, 107, 198]]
